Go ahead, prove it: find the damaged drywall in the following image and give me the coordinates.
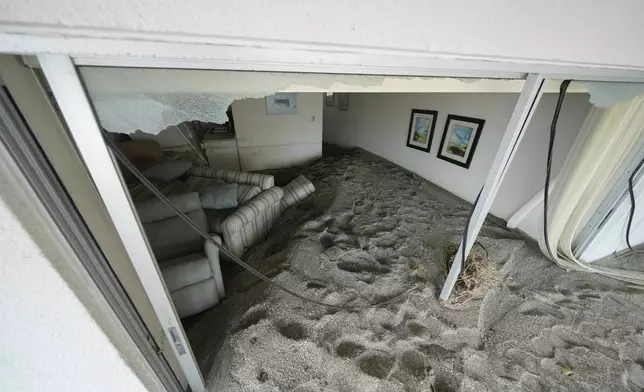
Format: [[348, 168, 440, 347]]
[[80, 67, 390, 133], [79, 66, 589, 136], [79, 67, 534, 136]]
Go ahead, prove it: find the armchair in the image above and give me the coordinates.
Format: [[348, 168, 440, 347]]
[[136, 192, 225, 317]]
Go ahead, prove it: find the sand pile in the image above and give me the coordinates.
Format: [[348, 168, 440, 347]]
[[186, 148, 644, 392]]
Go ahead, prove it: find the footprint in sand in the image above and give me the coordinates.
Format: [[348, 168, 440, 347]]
[[398, 206, 418, 215], [274, 319, 309, 341], [257, 369, 269, 383], [334, 233, 360, 248], [357, 273, 376, 284], [518, 301, 565, 319], [357, 351, 395, 379], [337, 250, 390, 273], [398, 350, 431, 380], [324, 246, 344, 260], [417, 343, 456, 361], [336, 340, 366, 358], [373, 208, 389, 217], [527, 333, 556, 358], [319, 231, 336, 249], [399, 245, 423, 258], [336, 212, 355, 231], [551, 326, 619, 360], [374, 248, 392, 264], [390, 351, 432, 389], [576, 292, 602, 300], [352, 197, 373, 214], [554, 297, 585, 311], [361, 224, 390, 237], [381, 217, 399, 229], [300, 216, 332, 233], [504, 347, 541, 375], [407, 320, 431, 337], [337, 259, 390, 274], [306, 281, 327, 289], [374, 234, 399, 248]]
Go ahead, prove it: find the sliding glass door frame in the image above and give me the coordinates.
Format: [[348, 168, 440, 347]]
[[37, 55, 206, 392], [0, 32, 642, 390]]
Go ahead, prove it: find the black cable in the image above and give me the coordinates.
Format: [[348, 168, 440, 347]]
[[626, 155, 644, 252], [543, 80, 571, 260], [473, 241, 489, 258], [103, 132, 417, 310]]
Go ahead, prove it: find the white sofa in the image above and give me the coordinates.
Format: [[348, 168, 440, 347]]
[[136, 193, 225, 317], [159, 235, 225, 318], [130, 167, 284, 258]]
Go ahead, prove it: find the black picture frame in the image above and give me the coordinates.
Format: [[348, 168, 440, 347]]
[[437, 114, 485, 169], [325, 93, 335, 107], [405, 109, 438, 153], [337, 93, 349, 111]]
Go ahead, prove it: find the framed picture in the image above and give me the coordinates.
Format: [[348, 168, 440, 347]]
[[337, 93, 349, 111], [437, 114, 485, 169], [325, 93, 335, 107], [266, 93, 297, 114], [406, 109, 438, 153]]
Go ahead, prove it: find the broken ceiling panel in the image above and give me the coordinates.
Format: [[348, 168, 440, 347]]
[[79, 66, 587, 135]]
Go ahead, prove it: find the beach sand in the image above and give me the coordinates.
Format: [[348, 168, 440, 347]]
[[185, 147, 644, 392]]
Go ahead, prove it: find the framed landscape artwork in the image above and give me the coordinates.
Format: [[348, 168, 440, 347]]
[[337, 93, 349, 111], [437, 114, 485, 169], [406, 109, 438, 153], [266, 93, 297, 114]]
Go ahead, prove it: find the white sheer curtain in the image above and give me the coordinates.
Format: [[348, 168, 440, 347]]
[[541, 94, 644, 285]]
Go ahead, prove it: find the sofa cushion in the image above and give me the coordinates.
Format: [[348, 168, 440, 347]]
[[205, 208, 236, 233], [202, 184, 265, 232], [142, 209, 208, 262], [189, 167, 275, 190], [280, 175, 315, 211], [200, 183, 238, 210], [160, 253, 213, 292], [143, 159, 193, 183], [237, 184, 262, 205], [136, 192, 201, 223], [169, 279, 219, 318]]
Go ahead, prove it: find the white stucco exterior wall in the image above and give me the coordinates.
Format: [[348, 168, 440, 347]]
[[324, 93, 591, 220], [0, 198, 149, 392], [1, 1, 644, 68]]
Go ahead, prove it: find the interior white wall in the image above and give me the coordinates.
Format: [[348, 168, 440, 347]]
[[324, 93, 591, 220], [232, 93, 323, 171], [3, 1, 644, 69], [506, 183, 552, 243], [0, 198, 149, 392]]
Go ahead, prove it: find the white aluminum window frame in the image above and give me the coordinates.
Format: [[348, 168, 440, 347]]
[[4, 28, 644, 392]]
